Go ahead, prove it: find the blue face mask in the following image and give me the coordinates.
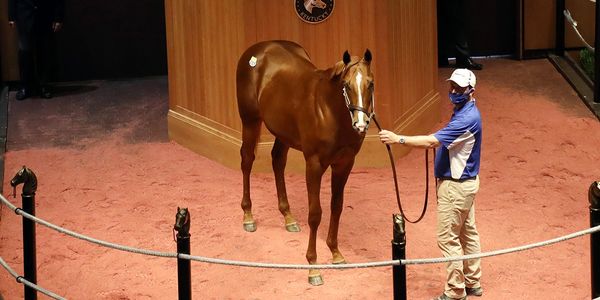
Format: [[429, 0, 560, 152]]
[[449, 88, 474, 105]]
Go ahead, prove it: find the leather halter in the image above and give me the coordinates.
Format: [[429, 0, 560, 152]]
[[342, 83, 375, 127], [339, 60, 375, 128]]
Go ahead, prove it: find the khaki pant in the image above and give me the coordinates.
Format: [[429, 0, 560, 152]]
[[437, 176, 481, 299]]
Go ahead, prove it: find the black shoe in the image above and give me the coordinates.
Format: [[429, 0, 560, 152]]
[[432, 293, 467, 300], [40, 87, 53, 99], [15, 88, 30, 101], [466, 287, 483, 297], [456, 57, 483, 70]]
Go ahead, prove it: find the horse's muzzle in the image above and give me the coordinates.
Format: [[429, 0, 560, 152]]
[[353, 120, 370, 134]]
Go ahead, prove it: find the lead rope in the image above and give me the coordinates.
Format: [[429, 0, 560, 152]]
[[371, 115, 432, 223]]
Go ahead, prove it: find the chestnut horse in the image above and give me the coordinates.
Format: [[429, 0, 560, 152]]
[[236, 40, 374, 285]]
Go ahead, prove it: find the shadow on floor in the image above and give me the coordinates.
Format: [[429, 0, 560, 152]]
[[6, 76, 169, 151], [51, 84, 99, 97]]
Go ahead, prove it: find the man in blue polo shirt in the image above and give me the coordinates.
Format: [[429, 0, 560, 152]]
[[379, 68, 483, 300]]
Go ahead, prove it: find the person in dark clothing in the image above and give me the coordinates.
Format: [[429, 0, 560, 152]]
[[8, 0, 64, 100], [437, 0, 482, 70]]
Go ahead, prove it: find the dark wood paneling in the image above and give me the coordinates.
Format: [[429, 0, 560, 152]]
[[465, 0, 518, 56], [1, 0, 167, 82], [55, 0, 167, 81]]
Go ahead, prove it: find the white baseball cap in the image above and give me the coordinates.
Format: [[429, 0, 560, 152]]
[[447, 68, 476, 88]]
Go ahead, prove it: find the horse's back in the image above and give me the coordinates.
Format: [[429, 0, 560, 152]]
[[236, 41, 314, 122], [238, 40, 311, 70]]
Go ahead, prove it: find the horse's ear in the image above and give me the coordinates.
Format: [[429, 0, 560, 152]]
[[177, 206, 180, 211], [343, 51, 351, 65], [364, 49, 372, 63]]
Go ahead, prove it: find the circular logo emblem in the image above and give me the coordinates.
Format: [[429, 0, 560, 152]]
[[294, 0, 335, 24]]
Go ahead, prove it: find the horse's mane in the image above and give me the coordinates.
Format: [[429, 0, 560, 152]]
[[330, 57, 362, 79]]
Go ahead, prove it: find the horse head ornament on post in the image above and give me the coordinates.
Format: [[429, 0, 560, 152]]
[[173, 207, 191, 239], [337, 49, 375, 134], [10, 166, 38, 197]]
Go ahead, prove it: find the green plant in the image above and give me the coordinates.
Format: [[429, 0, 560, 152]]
[[579, 48, 595, 81]]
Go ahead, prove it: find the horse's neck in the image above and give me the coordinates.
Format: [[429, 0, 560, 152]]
[[319, 68, 344, 94], [314, 72, 347, 116]]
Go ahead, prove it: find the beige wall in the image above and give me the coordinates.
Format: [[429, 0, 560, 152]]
[[166, 0, 440, 172]]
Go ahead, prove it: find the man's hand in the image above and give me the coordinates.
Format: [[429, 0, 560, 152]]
[[379, 130, 400, 144], [8, 21, 15, 27], [52, 22, 63, 32]]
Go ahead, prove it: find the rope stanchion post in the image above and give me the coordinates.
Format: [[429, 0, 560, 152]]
[[391, 214, 406, 300], [174, 207, 191, 300], [595, 0, 600, 103], [590, 181, 600, 298], [10, 166, 38, 300]]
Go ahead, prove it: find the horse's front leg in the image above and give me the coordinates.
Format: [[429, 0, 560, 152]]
[[271, 138, 300, 232], [327, 158, 355, 264], [305, 155, 326, 285]]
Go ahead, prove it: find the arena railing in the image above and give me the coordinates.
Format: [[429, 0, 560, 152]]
[[1, 169, 599, 299]]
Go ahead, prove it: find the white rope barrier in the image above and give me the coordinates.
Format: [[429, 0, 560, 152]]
[[1, 194, 600, 270], [564, 9, 595, 52], [403, 224, 600, 265], [0, 256, 65, 300]]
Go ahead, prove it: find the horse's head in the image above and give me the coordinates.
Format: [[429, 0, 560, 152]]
[[174, 207, 191, 237], [304, 0, 326, 13], [10, 166, 38, 197], [333, 49, 374, 134]]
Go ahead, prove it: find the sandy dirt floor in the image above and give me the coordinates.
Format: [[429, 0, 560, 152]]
[[1, 59, 600, 299]]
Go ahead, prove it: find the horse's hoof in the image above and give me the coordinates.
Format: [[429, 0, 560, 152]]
[[243, 222, 256, 232], [285, 222, 300, 232], [332, 259, 346, 264], [308, 274, 324, 286]]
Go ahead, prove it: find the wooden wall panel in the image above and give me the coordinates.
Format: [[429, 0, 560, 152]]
[[565, 0, 595, 48], [522, 0, 594, 53], [0, 0, 19, 81], [524, 0, 556, 50], [166, 0, 440, 172]]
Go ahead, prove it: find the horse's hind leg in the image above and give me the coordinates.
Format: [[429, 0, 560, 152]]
[[271, 138, 300, 232], [240, 121, 261, 232]]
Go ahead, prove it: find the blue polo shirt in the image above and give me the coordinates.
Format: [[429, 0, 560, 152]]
[[433, 100, 482, 180]]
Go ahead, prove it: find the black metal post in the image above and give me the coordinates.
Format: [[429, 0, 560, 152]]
[[10, 167, 38, 300], [174, 208, 191, 300], [590, 181, 600, 299], [595, 0, 600, 103], [392, 214, 406, 300], [22, 194, 36, 300], [556, 0, 565, 56], [177, 234, 191, 300]]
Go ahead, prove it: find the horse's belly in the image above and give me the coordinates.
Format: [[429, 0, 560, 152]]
[[262, 112, 302, 149]]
